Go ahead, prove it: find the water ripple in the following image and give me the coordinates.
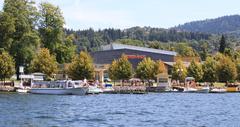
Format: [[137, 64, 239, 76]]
[[1, 93, 240, 127]]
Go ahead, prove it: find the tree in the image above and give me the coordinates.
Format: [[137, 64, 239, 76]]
[[0, 52, 15, 82], [3, 0, 40, 77], [136, 57, 156, 85], [202, 57, 218, 83], [67, 51, 94, 80], [29, 48, 58, 79], [174, 43, 198, 57], [39, 3, 76, 63], [235, 61, 240, 81], [55, 34, 76, 63], [39, 2, 64, 54], [172, 60, 187, 82], [109, 60, 118, 84], [187, 60, 203, 82], [154, 60, 167, 74], [108, 55, 132, 85], [0, 12, 15, 51], [217, 55, 237, 82], [219, 35, 226, 53]]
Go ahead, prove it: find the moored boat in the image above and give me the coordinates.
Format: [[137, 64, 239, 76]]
[[30, 80, 88, 95], [196, 86, 210, 93], [87, 85, 103, 94], [183, 87, 198, 93], [210, 88, 226, 93]]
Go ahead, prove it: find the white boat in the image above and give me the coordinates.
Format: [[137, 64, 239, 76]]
[[197, 86, 210, 93], [183, 77, 198, 93], [183, 87, 198, 93], [16, 87, 30, 93], [87, 85, 103, 94], [210, 88, 226, 93], [102, 83, 114, 93], [30, 80, 88, 95], [17, 74, 33, 93]]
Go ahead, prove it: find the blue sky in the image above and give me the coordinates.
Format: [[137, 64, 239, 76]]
[[0, 0, 240, 30]]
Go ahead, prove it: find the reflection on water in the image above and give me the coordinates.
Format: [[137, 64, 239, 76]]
[[0, 93, 240, 127]]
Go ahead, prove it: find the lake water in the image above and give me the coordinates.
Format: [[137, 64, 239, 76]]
[[0, 93, 240, 127]]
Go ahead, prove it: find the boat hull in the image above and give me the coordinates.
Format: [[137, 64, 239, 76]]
[[17, 89, 29, 93], [30, 87, 88, 95], [87, 86, 103, 94], [197, 87, 210, 93], [183, 88, 198, 93]]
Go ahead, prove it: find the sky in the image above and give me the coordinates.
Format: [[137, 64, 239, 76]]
[[0, 0, 240, 30]]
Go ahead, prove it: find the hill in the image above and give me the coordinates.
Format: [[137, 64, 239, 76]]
[[175, 15, 240, 34], [65, 27, 210, 52]]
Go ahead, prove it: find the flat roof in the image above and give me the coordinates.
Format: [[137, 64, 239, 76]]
[[101, 43, 177, 56]]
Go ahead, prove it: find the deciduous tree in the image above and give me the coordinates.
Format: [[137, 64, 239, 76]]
[[202, 57, 218, 82], [29, 48, 58, 79], [172, 60, 187, 82], [136, 57, 156, 84], [67, 51, 94, 80], [0, 51, 15, 82], [108, 55, 133, 85], [217, 55, 237, 82], [187, 60, 203, 82]]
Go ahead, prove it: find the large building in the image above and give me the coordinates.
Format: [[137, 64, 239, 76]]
[[91, 43, 177, 67], [91, 43, 181, 82]]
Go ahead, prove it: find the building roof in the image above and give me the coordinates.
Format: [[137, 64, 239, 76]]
[[164, 62, 191, 67], [101, 43, 177, 56]]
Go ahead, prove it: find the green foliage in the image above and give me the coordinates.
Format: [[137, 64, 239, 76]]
[[114, 39, 145, 47], [108, 55, 133, 81], [39, 2, 65, 53], [67, 51, 94, 80], [219, 35, 226, 53], [236, 61, 240, 81], [187, 60, 203, 82], [55, 34, 76, 63], [172, 60, 187, 81], [136, 57, 156, 80], [29, 48, 58, 79], [217, 55, 237, 82], [38, 2, 75, 63], [0, 52, 15, 81], [65, 27, 210, 53], [176, 15, 240, 34], [174, 43, 198, 57], [154, 60, 167, 74], [109, 60, 118, 81], [0, 12, 15, 50], [2, 0, 40, 76], [202, 57, 218, 82]]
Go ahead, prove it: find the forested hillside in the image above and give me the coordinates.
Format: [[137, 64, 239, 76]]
[[65, 27, 210, 52], [175, 15, 240, 34]]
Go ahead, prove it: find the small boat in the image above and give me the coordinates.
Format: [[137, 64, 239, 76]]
[[183, 87, 198, 93], [103, 83, 114, 93], [16, 87, 30, 93], [197, 86, 210, 93], [183, 77, 198, 93], [17, 74, 33, 93], [210, 88, 226, 93], [87, 85, 103, 94], [226, 84, 239, 92], [30, 80, 88, 95]]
